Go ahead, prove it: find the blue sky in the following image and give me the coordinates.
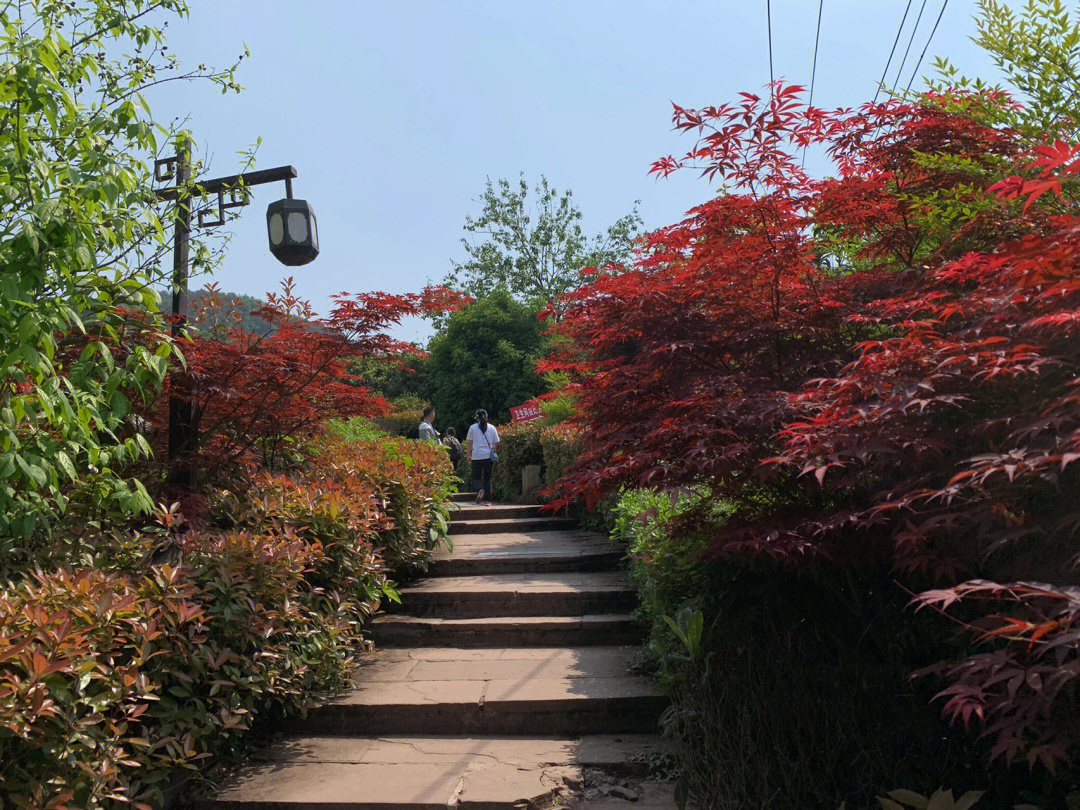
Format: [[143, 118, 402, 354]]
[[147, 0, 999, 343]]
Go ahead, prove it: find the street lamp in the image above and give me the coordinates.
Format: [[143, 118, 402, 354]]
[[267, 178, 319, 266], [154, 143, 319, 488]]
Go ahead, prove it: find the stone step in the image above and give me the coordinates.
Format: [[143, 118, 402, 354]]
[[301, 647, 666, 737], [372, 614, 644, 648], [197, 735, 667, 810], [449, 516, 576, 535], [432, 548, 622, 576], [450, 504, 541, 522], [451, 492, 479, 503], [433, 529, 623, 576], [392, 572, 637, 619]]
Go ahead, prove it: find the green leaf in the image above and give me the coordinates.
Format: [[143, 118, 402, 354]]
[[56, 450, 77, 481], [14, 454, 47, 487]]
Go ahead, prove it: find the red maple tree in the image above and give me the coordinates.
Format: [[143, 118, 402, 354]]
[[147, 279, 467, 476], [545, 85, 1080, 767]]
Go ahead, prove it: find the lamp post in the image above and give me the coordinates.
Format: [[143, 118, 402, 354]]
[[154, 143, 319, 489]]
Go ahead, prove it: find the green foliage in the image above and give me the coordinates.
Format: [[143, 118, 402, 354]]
[[324, 417, 388, 442], [389, 394, 429, 413], [662, 607, 705, 663], [374, 409, 424, 438], [612, 487, 710, 643], [540, 425, 585, 488], [493, 421, 545, 502], [347, 353, 430, 401], [539, 394, 576, 425], [427, 289, 548, 432], [0, 0, 243, 538], [610, 488, 980, 810], [446, 174, 642, 304], [930, 0, 1080, 139]]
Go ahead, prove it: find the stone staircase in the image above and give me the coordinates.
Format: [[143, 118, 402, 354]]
[[195, 494, 668, 810]]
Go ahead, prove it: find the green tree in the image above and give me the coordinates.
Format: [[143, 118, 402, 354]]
[[0, 1, 241, 539], [930, 0, 1080, 140], [446, 174, 642, 303], [348, 352, 430, 401], [427, 289, 547, 433]]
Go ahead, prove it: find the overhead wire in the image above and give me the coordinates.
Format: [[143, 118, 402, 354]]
[[802, 0, 825, 169], [891, 0, 928, 95], [905, 0, 949, 94], [874, 0, 914, 103], [767, 0, 775, 93]]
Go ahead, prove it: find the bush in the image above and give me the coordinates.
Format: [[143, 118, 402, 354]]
[[613, 488, 712, 644], [306, 436, 456, 575], [0, 434, 456, 810], [541, 425, 584, 488], [539, 394, 576, 425], [373, 409, 423, 437], [0, 533, 363, 810], [493, 422, 545, 502], [612, 488, 980, 810], [325, 417, 388, 442]]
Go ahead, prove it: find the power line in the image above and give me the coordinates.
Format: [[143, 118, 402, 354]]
[[874, 0, 914, 103], [808, 0, 824, 109], [803, 0, 825, 169], [891, 0, 929, 95], [905, 0, 949, 94], [767, 0, 775, 91]]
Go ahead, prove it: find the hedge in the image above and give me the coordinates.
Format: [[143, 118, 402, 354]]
[[373, 409, 423, 437], [492, 422, 545, 502], [0, 435, 454, 810], [541, 425, 584, 488]]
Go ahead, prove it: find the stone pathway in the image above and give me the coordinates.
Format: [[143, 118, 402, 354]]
[[197, 495, 670, 809]]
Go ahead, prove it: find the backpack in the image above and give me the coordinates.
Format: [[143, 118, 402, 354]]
[[445, 441, 462, 464]]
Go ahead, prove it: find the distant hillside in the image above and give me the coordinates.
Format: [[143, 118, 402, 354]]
[[159, 289, 275, 337]]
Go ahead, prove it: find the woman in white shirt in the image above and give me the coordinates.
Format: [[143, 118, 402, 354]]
[[465, 409, 500, 505]]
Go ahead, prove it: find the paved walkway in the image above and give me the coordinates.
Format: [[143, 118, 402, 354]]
[[197, 495, 670, 809]]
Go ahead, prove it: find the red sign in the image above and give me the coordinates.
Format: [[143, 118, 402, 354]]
[[510, 400, 543, 424]]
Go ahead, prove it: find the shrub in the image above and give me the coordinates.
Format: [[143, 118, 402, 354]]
[[373, 409, 423, 437], [325, 417, 388, 442], [540, 425, 584, 488], [539, 394, 576, 425], [0, 532, 362, 810], [306, 437, 456, 575], [0, 434, 457, 810], [389, 394, 429, 413], [613, 489, 974, 810], [213, 470, 394, 613], [613, 488, 712, 644], [0, 566, 206, 810], [493, 422, 545, 502]]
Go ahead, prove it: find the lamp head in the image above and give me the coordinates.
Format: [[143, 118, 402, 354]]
[[266, 197, 319, 266]]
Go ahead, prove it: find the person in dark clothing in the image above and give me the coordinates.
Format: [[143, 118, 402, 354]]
[[442, 426, 463, 464]]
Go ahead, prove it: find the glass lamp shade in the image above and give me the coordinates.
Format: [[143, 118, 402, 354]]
[[266, 197, 319, 266]]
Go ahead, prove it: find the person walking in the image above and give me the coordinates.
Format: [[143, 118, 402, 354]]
[[465, 409, 499, 505], [418, 406, 439, 442], [442, 426, 463, 466]]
